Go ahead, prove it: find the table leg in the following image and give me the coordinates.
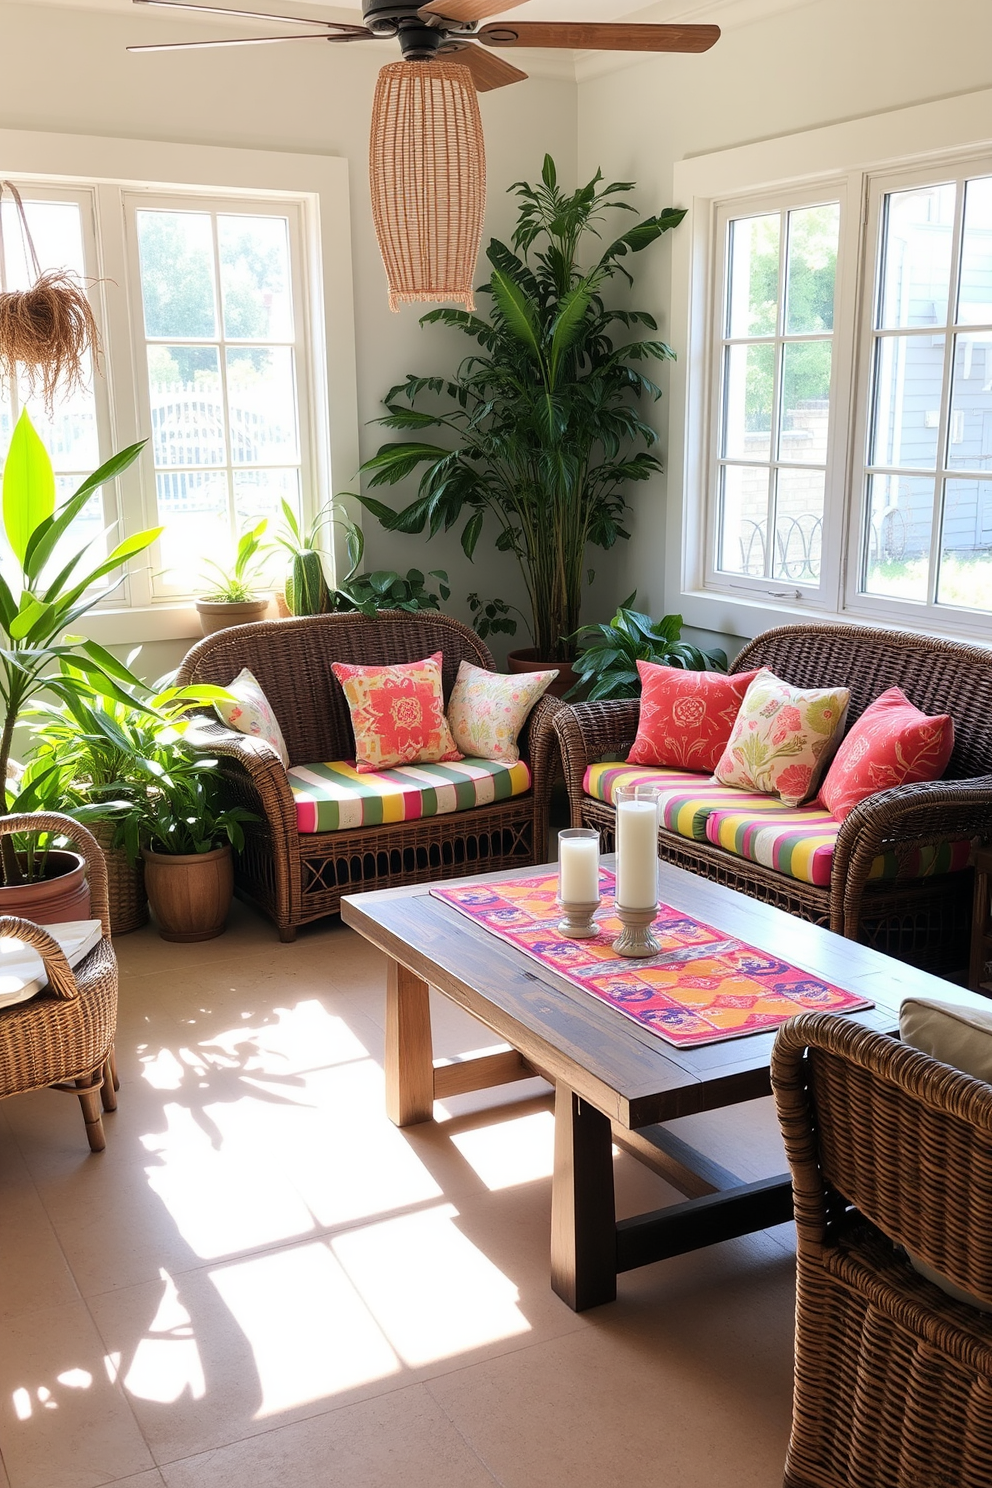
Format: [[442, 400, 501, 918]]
[[385, 959, 435, 1126], [551, 1082, 617, 1310]]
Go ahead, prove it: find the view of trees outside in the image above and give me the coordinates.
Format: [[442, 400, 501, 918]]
[[864, 177, 992, 611], [136, 208, 302, 591], [718, 203, 838, 585]]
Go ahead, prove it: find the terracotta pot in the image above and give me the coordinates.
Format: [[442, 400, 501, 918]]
[[506, 647, 579, 700], [142, 844, 233, 943], [0, 851, 90, 924], [195, 597, 271, 637]]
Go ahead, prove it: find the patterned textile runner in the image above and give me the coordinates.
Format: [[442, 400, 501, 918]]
[[431, 871, 873, 1049]]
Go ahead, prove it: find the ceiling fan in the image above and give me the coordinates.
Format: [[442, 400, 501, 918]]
[[127, 0, 720, 92]]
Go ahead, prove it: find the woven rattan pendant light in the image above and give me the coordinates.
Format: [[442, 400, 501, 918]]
[[370, 59, 486, 313]]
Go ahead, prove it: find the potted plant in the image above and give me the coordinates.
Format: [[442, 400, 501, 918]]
[[195, 519, 272, 635], [567, 598, 727, 701], [0, 409, 160, 921], [350, 155, 684, 667]]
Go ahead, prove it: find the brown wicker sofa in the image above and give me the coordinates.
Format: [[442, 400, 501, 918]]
[[177, 610, 561, 940], [554, 622, 992, 973]]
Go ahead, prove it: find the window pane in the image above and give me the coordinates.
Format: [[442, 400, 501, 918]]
[[226, 348, 299, 465], [718, 464, 769, 576], [779, 342, 831, 463], [870, 332, 944, 469], [937, 478, 992, 609], [219, 215, 293, 341], [1, 198, 86, 288], [148, 347, 225, 467], [722, 343, 775, 460], [957, 177, 992, 326], [862, 473, 935, 600], [137, 210, 217, 340], [727, 214, 779, 338], [773, 469, 823, 581], [784, 204, 839, 334], [19, 358, 100, 473], [878, 183, 955, 330], [156, 471, 230, 590], [947, 334, 992, 470]]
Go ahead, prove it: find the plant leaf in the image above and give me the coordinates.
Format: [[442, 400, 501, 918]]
[[3, 411, 55, 569]]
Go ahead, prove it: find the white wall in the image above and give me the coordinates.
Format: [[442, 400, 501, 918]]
[[577, 0, 992, 650], [0, 0, 577, 670]]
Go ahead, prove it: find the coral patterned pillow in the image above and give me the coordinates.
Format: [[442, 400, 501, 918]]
[[214, 667, 290, 768], [818, 687, 954, 823], [627, 663, 766, 773], [331, 651, 463, 774], [446, 661, 558, 763], [714, 672, 850, 807]]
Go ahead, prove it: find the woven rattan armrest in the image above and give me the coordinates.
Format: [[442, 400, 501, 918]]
[[554, 700, 640, 821], [0, 917, 79, 999], [830, 775, 992, 936], [520, 693, 563, 770], [0, 813, 110, 937], [181, 716, 298, 842]]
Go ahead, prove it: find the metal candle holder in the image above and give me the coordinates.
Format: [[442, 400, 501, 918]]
[[612, 903, 661, 958], [557, 900, 600, 940]]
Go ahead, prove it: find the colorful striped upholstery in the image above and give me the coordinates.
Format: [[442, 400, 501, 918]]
[[583, 762, 790, 842], [288, 757, 531, 834], [705, 805, 972, 887]]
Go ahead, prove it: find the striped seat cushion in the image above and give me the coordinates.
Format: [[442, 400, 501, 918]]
[[583, 762, 792, 842], [287, 757, 531, 835], [705, 804, 972, 888]]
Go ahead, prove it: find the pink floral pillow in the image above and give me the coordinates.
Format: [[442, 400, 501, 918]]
[[627, 663, 766, 773], [331, 651, 463, 773], [214, 667, 289, 768], [818, 686, 954, 822], [713, 672, 850, 807]]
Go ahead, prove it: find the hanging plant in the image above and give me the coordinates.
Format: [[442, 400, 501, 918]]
[[0, 180, 101, 413]]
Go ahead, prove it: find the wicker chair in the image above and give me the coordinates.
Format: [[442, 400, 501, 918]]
[[0, 815, 119, 1153], [554, 622, 992, 973], [176, 610, 561, 940], [771, 1011, 992, 1488]]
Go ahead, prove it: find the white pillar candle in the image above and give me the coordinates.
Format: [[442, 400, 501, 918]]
[[615, 799, 659, 909], [558, 832, 600, 903]]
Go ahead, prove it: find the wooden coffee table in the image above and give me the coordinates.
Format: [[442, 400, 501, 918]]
[[342, 859, 931, 1311]]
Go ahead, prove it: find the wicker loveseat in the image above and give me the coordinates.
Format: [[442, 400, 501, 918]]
[[177, 611, 561, 940], [554, 623, 992, 973]]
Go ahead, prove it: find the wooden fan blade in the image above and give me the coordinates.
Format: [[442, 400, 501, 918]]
[[128, 30, 370, 49], [478, 21, 720, 52], [419, 0, 527, 26], [442, 40, 528, 89], [131, 0, 368, 32]]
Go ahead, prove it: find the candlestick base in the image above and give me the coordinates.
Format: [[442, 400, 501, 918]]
[[612, 903, 661, 958], [557, 900, 600, 940]]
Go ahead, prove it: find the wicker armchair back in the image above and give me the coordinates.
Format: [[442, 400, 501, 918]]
[[177, 610, 495, 769]]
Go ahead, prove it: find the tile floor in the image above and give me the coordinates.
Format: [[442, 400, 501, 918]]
[[0, 901, 798, 1488]]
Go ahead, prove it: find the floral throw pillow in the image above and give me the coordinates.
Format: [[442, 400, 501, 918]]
[[331, 651, 463, 773], [713, 672, 850, 807], [818, 686, 954, 822], [214, 667, 290, 769], [446, 661, 558, 763], [627, 663, 766, 773]]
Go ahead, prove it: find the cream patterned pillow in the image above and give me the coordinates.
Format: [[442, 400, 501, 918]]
[[214, 667, 290, 768], [713, 672, 850, 807], [446, 661, 558, 763]]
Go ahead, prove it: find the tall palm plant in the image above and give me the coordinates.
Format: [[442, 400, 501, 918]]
[[353, 157, 685, 661]]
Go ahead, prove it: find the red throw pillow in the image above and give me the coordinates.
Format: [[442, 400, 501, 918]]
[[627, 663, 765, 773], [331, 651, 462, 773], [818, 686, 954, 822]]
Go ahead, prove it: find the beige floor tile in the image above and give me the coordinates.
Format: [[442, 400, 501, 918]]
[[0, 1300, 153, 1488], [0, 1182, 80, 1323], [105, 1475, 166, 1487], [158, 1384, 496, 1488]]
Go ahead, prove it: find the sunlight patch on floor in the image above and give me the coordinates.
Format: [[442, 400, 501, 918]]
[[146, 1146, 317, 1259], [449, 1110, 555, 1191], [124, 1272, 206, 1405]]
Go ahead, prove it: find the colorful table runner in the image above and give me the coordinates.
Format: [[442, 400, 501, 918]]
[[431, 871, 873, 1049]]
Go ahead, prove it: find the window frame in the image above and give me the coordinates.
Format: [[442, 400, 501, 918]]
[[0, 127, 359, 644]]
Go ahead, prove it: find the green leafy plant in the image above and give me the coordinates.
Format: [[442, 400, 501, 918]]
[[335, 560, 450, 617], [108, 748, 258, 862], [0, 409, 160, 884], [274, 499, 336, 616], [350, 155, 685, 662], [467, 593, 529, 641], [567, 597, 727, 701], [198, 519, 271, 602]]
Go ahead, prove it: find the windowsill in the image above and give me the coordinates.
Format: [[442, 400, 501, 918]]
[[76, 603, 203, 647]]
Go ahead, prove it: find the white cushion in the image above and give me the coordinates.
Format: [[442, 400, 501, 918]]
[[899, 986, 992, 1310]]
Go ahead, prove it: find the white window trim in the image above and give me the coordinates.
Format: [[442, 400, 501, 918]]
[[670, 85, 992, 648], [0, 127, 360, 646]]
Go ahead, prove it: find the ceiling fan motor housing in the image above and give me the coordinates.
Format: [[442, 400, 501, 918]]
[[362, 0, 454, 58]]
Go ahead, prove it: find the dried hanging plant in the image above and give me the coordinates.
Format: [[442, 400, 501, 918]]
[[0, 180, 102, 414]]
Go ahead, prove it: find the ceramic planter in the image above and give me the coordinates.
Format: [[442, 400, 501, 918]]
[[141, 844, 234, 942], [0, 850, 90, 924], [195, 597, 271, 637]]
